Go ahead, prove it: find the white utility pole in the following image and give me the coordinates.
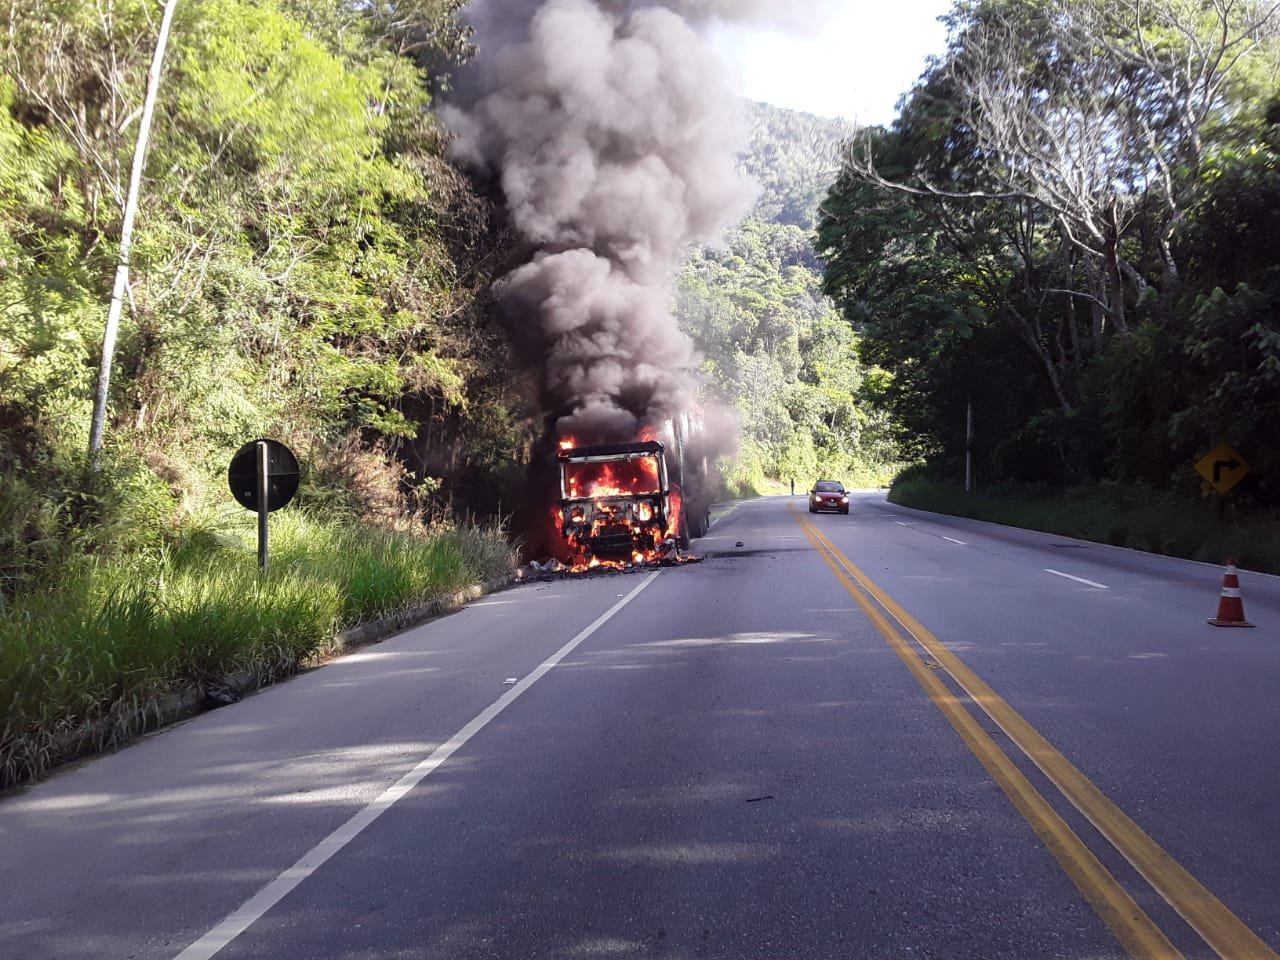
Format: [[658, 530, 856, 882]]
[[88, 0, 180, 471], [965, 399, 974, 492]]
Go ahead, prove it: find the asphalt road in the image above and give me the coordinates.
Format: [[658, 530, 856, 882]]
[[5, 492, 1280, 960]]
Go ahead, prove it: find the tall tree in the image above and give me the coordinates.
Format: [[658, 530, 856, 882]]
[[821, 0, 1280, 489], [840, 0, 1280, 338]]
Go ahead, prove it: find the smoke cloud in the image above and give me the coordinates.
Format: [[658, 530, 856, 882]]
[[445, 0, 769, 444], [461, 0, 834, 47]]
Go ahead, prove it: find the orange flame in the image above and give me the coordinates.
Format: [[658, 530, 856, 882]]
[[549, 430, 698, 573], [563, 458, 660, 499], [667, 483, 684, 540]]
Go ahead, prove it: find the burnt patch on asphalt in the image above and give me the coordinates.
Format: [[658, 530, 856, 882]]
[[705, 548, 783, 560]]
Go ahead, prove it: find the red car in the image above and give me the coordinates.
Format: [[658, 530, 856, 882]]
[[808, 480, 849, 514]]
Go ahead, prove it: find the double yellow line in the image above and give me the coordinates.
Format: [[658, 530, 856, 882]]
[[795, 508, 1277, 960]]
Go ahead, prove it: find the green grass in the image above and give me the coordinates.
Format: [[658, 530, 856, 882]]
[[889, 478, 1280, 573], [0, 511, 515, 787]]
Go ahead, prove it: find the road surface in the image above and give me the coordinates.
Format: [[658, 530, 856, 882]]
[[5, 492, 1280, 960]]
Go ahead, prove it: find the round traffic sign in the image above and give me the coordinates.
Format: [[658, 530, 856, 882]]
[[227, 439, 300, 513]]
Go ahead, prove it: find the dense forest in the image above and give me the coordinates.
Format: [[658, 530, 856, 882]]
[[2, 0, 528, 574], [8, 0, 1280, 595], [817, 0, 1280, 504], [6, 0, 1280, 783], [0, 1, 890, 781], [677, 102, 896, 493], [0, 0, 887, 601]]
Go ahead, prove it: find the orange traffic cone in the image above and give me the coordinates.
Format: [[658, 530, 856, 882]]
[[1208, 557, 1255, 627]]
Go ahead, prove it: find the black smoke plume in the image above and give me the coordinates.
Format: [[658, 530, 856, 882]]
[[445, 0, 777, 444]]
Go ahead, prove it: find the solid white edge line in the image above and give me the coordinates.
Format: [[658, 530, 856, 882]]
[[1045, 568, 1110, 589], [942, 537, 968, 545], [172, 571, 662, 960]]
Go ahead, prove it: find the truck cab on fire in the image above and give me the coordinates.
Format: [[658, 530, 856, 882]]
[[556, 441, 679, 564]]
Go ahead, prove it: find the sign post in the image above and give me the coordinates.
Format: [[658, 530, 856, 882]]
[[257, 441, 270, 570], [228, 439, 300, 570]]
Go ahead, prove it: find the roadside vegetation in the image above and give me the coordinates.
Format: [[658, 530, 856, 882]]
[[891, 473, 1280, 574], [0, 509, 514, 788], [1, 0, 522, 787]]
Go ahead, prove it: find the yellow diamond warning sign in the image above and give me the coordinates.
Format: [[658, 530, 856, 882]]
[[1195, 443, 1249, 494]]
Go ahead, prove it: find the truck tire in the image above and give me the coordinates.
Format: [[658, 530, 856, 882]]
[[678, 509, 692, 550], [688, 507, 709, 539]]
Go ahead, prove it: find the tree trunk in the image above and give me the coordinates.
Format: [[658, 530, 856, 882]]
[[1102, 202, 1128, 335], [1085, 260, 1107, 344], [1006, 308, 1073, 412]]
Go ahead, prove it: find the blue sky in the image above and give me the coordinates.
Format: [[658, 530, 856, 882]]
[[710, 1, 953, 126]]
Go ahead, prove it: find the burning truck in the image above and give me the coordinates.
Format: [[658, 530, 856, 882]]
[[555, 413, 713, 570]]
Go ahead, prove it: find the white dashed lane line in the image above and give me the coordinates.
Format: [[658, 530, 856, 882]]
[[1045, 568, 1110, 589], [942, 536, 968, 545]]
